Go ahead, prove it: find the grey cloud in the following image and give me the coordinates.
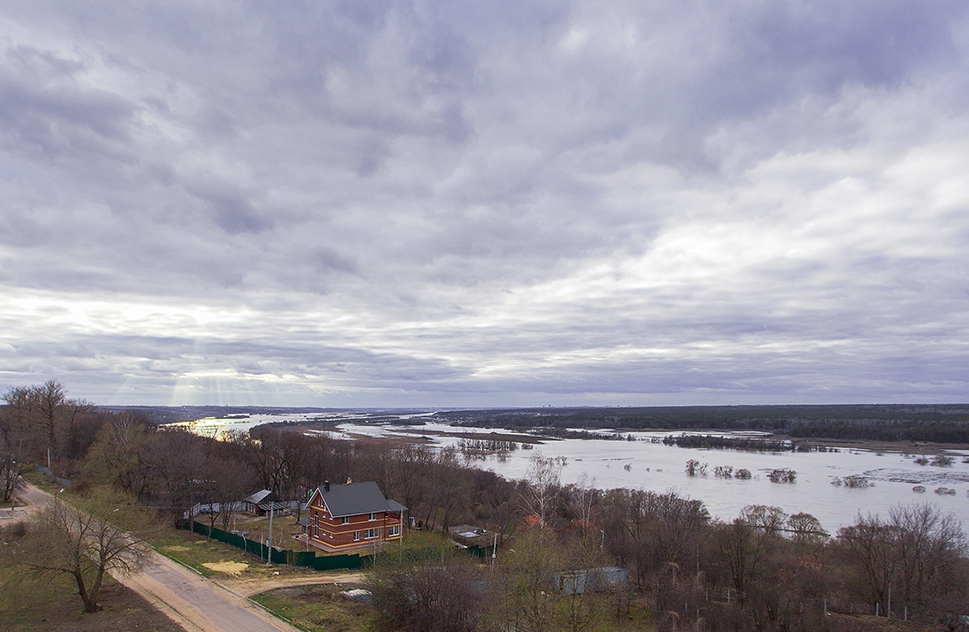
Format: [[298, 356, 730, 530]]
[[311, 246, 360, 275], [1, 0, 968, 405], [209, 195, 273, 235], [0, 48, 137, 164]]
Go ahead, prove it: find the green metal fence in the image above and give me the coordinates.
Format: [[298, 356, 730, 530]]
[[183, 521, 371, 570]]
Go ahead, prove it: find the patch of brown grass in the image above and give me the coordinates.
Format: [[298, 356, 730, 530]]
[[0, 564, 182, 632]]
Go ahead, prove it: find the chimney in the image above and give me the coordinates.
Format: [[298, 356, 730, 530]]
[[324, 480, 330, 492]]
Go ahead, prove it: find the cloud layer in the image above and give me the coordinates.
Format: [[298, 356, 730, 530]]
[[2, 1, 968, 406]]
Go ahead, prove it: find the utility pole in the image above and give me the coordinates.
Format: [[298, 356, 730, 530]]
[[492, 531, 498, 572], [267, 502, 275, 565]]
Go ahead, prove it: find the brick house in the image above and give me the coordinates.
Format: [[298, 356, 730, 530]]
[[301, 481, 406, 551]]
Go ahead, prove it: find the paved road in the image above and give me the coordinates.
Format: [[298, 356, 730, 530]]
[[17, 483, 299, 632], [0, 482, 48, 520]]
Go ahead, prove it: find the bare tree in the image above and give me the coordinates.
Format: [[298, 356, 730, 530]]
[[370, 557, 483, 632], [504, 529, 563, 632], [522, 453, 562, 527], [7, 494, 152, 612], [244, 428, 289, 494], [889, 503, 966, 611], [2, 386, 36, 453], [84, 413, 155, 498], [567, 474, 597, 536], [740, 504, 788, 537], [144, 428, 208, 526], [34, 380, 65, 460], [836, 513, 898, 610], [205, 448, 256, 532], [1, 452, 26, 504], [787, 512, 828, 544], [2, 381, 91, 464], [0, 399, 14, 448], [716, 518, 766, 609]]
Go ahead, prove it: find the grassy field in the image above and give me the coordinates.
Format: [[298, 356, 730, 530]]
[[149, 524, 319, 578], [229, 510, 305, 541], [252, 584, 377, 632]]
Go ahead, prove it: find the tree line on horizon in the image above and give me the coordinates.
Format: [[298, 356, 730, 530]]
[[434, 404, 969, 444]]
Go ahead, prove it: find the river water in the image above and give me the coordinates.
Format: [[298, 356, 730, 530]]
[[170, 415, 969, 533]]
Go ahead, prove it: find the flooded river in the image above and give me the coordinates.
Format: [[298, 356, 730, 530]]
[[171, 414, 969, 533]]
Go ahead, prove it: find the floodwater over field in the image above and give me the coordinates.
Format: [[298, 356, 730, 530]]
[[171, 414, 969, 533], [168, 411, 435, 438]]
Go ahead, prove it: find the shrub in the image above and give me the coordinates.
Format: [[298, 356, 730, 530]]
[[930, 455, 955, 467], [841, 475, 871, 489], [767, 469, 796, 483]]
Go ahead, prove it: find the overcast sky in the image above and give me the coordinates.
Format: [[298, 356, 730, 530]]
[[1, 1, 968, 407]]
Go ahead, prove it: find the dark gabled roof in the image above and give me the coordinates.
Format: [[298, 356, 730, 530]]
[[306, 481, 407, 518]]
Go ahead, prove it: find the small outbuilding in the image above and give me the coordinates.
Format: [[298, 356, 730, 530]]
[[243, 489, 276, 515], [556, 567, 629, 595]]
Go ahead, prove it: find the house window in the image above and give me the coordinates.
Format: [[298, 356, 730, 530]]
[[342, 516, 349, 524], [353, 531, 360, 541], [313, 514, 319, 538], [368, 512, 377, 521], [364, 528, 379, 539], [388, 525, 400, 537]]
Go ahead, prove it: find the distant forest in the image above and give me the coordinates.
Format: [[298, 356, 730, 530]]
[[99, 403, 969, 445], [432, 404, 969, 444]]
